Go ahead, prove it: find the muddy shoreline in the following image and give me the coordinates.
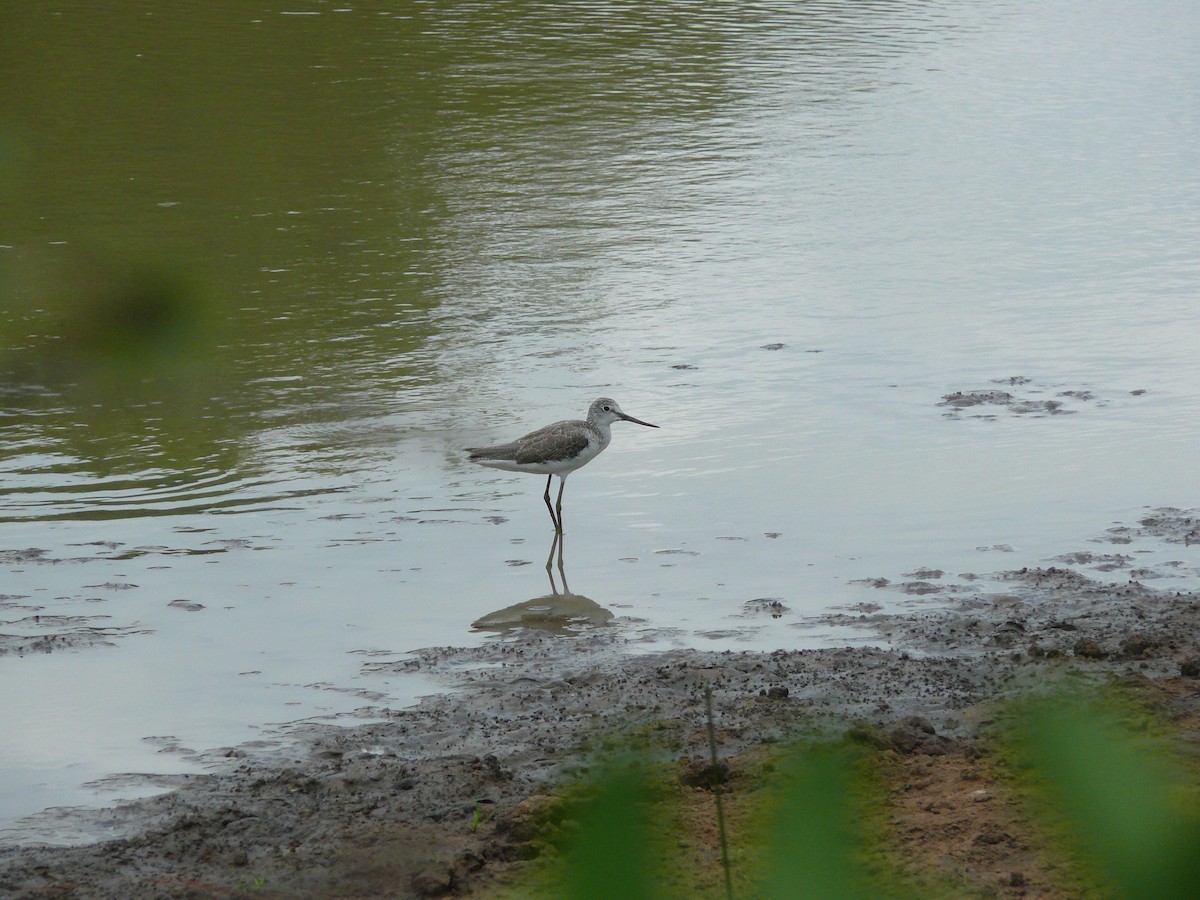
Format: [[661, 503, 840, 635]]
[[2, 509, 1198, 898]]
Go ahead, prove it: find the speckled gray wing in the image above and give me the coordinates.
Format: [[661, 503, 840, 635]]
[[514, 420, 589, 464], [466, 441, 520, 461]]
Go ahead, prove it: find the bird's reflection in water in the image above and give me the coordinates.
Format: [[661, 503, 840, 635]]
[[471, 531, 613, 636]]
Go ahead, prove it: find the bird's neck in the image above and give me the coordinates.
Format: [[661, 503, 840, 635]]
[[587, 421, 612, 447]]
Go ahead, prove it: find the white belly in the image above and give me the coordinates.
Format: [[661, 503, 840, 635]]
[[476, 440, 603, 476]]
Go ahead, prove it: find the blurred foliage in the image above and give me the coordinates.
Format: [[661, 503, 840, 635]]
[[0, 250, 241, 479], [761, 742, 883, 900], [559, 760, 663, 900], [1, 253, 217, 388], [1009, 690, 1200, 899], [525, 687, 1200, 899], [535, 740, 906, 900]]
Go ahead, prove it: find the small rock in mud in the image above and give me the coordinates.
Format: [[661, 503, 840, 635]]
[[1181, 657, 1200, 678], [495, 794, 562, 845], [940, 391, 1013, 409], [680, 759, 732, 790], [902, 716, 936, 734], [1046, 619, 1078, 632], [744, 597, 788, 618], [1054, 552, 1096, 565], [902, 568, 944, 580], [848, 602, 882, 613], [762, 685, 789, 700], [1118, 634, 1158, 659], [761, 342, 784, 351], [899, 581, 942, 596], [1073, 638, 1107, 660], [1010, 399, 1070, 415], [888, 717, 953, 756], [974, 825, 1013, 846], [851, 577, 891, 588], [477, 754, 511, 782], [991, 621, 1026, 648], [411, 864, 455, 897]]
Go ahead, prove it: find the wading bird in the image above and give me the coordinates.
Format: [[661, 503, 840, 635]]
[[466, 397, 658, 533]]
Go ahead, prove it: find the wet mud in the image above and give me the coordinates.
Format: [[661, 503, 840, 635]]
[[938, 374, 1146, 418], [0, 535, 271, 657], [1, 508, 1198, 897]]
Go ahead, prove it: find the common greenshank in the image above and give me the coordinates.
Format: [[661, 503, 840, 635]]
[[466, 397, 659, 533]]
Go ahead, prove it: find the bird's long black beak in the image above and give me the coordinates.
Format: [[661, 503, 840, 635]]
[[619, 412, 659, 428]]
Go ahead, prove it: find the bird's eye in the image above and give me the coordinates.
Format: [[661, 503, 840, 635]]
[[603, 405, 611, 411]]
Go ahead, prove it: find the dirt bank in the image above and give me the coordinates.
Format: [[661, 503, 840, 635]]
[[1, 508, 1197, 898]]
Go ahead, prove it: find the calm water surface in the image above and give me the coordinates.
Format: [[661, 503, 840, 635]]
[[2, 1, 1198, 841]]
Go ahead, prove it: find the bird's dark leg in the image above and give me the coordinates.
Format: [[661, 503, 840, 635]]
[[545, 528, 560, 578], [545, 528, 567, 585], [543, 475, 560, 532], [555, 477, 566, 534]]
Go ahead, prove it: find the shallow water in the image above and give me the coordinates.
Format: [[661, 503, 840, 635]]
[[2, 0, 1199, 841]]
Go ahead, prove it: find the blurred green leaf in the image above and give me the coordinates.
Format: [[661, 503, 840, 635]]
[[561, 761, 659, 900], [763, 743, 873, 900], [1015, 693, 1200, 899]]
